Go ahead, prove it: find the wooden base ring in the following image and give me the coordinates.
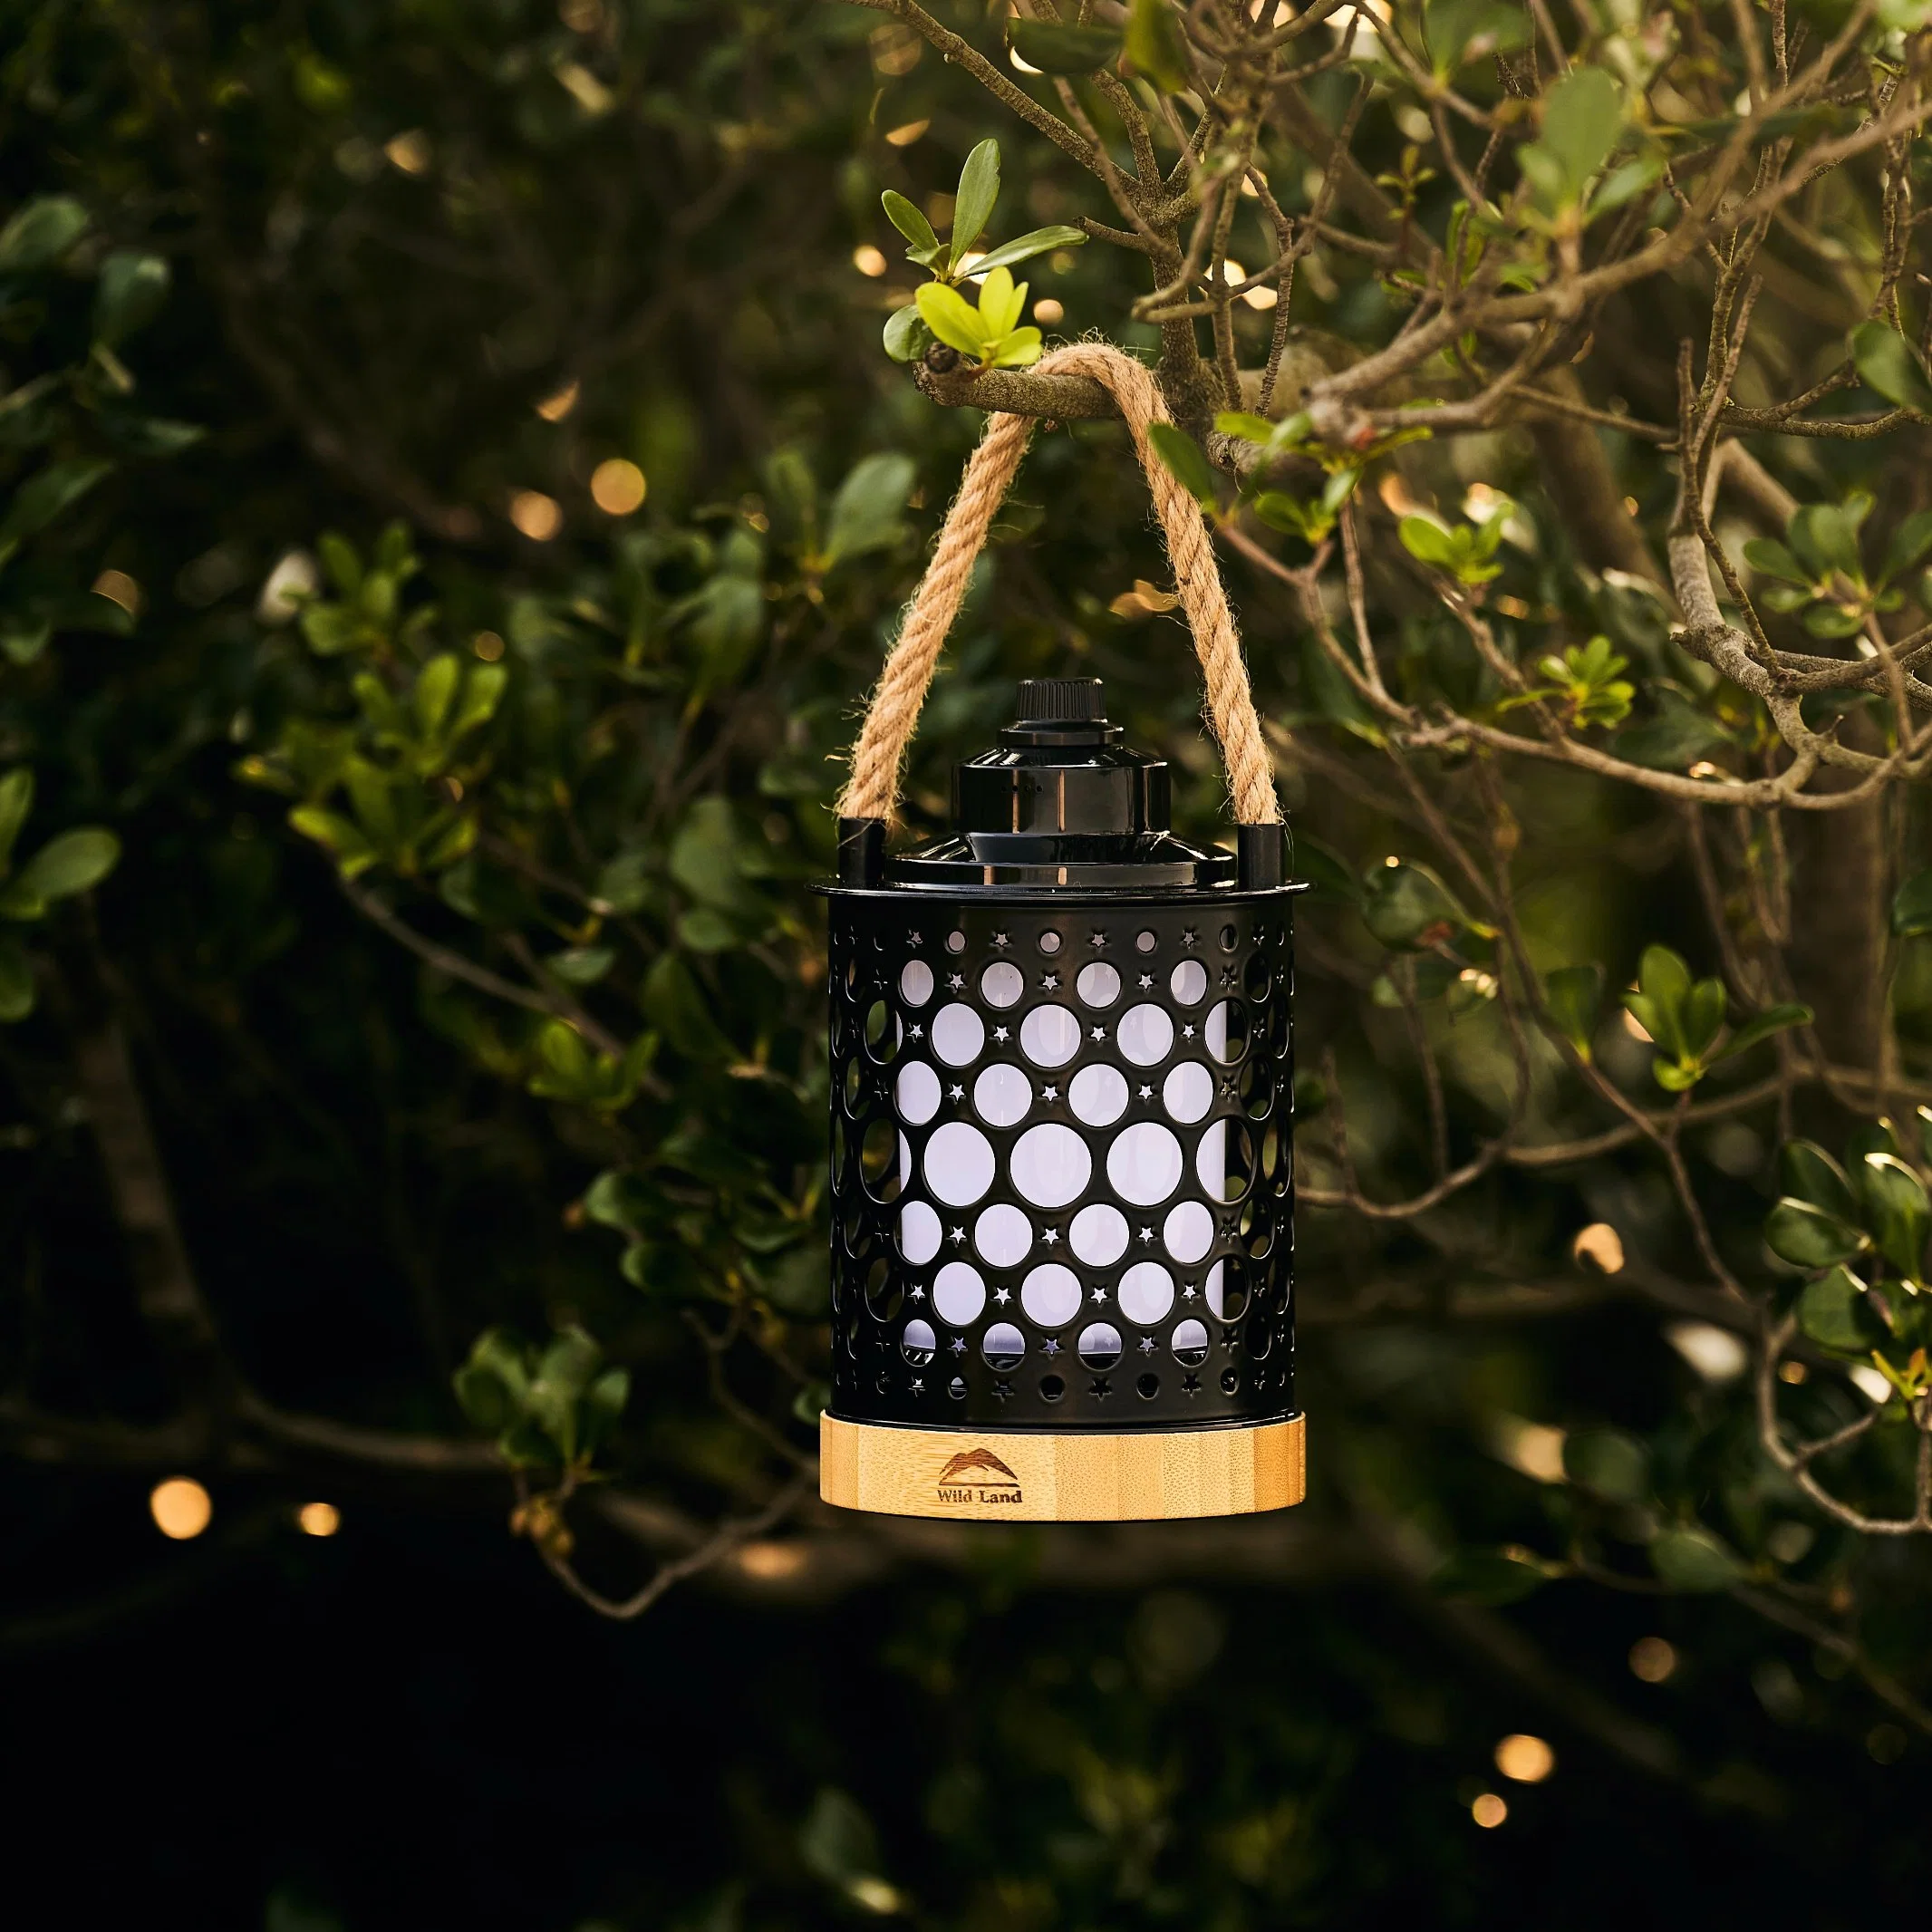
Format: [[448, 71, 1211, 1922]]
[[820, 1412, 1305, 1521]]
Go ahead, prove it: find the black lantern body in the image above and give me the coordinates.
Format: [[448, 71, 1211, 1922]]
[[820, 680, 1304, 1520]]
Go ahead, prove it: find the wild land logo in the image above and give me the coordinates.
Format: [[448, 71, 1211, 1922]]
[[935, 1447, 1023, 1506]]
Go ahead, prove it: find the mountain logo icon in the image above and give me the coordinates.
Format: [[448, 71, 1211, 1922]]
[[935, 1446, 1023, 1504]]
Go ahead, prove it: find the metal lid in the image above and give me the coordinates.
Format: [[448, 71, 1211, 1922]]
[[886, 678, 1237, 890]]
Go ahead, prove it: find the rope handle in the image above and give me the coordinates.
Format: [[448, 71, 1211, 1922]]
[[837, 342, 1281, 829]]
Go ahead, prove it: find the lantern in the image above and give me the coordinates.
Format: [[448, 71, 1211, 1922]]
[[819, 672, 1304, 1521]]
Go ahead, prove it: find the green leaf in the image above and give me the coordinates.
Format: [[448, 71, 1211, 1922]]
[[0, 934, 32, 1020], [0, 768, 34, 876], [1431, 1546, 1551, 1606], [452, 1327, 534, 1434], [823, 453, 915, 569], [1713, 1001, 1811, 1061], [1778, 1139, 1860, 1223], [971, 224, 1087, 277], [986, 324, 1043, 370], [1125, 0, 1192, 92], [1850, 320, 1932, 415], [1544, 963, 1604, 1057], [915, 281, 987, 357], [92, 251, 170, 347], [1563, 1426, 1649, 1502], [799, 1789, 883, 1889], [1800, 1265, 1887, 1354], [581, 1365, 630, 1452], [1613, 685, 1734, 771], [288, 805, 379, 877], [879, 189, 938, 256], [0, 196, 90, 273], [1540, 67, 1624, 193], [640, 952, 733, 1061], [1214, 411, 1277, 445], [1891, 867, 1932, 937], [1006, 18, 1121, 73], [1650, 1526, 1743, 1592], [13, 827, 120, 903], [1423, 0, 1533, 70], [1860, 1151, 1928, 1282], [1882, 509, 1932, 584], [1359, 858, 1466, 951], [546, 945, 614, 986], [1789, 497, 1869, 584], [413, 652, 460, 737], [1146, 423, 1216, 510], [950, 138, 1000, 272], [1397, 513, 1461, 568], [0, 458, 113, 559], [882, 303, 929, 364], [1764, 1196, 1867, 1270], [1742, 537, 1813, 587]]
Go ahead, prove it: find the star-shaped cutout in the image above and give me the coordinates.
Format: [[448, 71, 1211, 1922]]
[[950, 1226, 966, 1245], [1139, 1226, 1154, 1243], [992, 932, 1010, 950], [1221, 964, 1239, 988], [993, 1287, 1011, 1305], [949, 1337, 967, 1355], [1089, 931, 1108, 949], [1138, 973, 1154, 990], [948, 1084, 964, 1101], [1222, 1077, 1239, 1100], [1041, 1085, 1058, 1101], [1182, 929, 1198, 948], [947, 973, 964, 990], [1042, 1337, 1060, 1356], [1138, 1336, 1156, 1355], [1138, 1084, 1154, 1101], [1090, 1024, 1107, 1041], [1091, 1285, 1108, 1303], [1040, 1226, 1059, 1245], [908, 932, 923, 948], [909, 1284, 925, 1301], [993, 1379, 1013, 1401], [909, 1377, 924, 1392], [1222, 1331, 1241, 1353], [1041, 972, 1059, 990], [1182, 1283, 1198, 1300], [908, 1024, 924, 1040], [1182, 1373, 1201, 1396], [1182, 1023, 1196, 1039], [992, 1025, 1009, 1042], [1089, 1377, 1112, 1398]]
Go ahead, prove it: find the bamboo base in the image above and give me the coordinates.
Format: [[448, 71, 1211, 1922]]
[[820, 1412, 1305, 1521]]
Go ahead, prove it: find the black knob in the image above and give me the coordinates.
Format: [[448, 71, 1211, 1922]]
[[1013, 677, 1105, 726]]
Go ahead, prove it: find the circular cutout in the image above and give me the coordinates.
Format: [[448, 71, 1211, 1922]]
[[980, 961, 1025, 1009], [899, 1200, 942, 1265], [1136, 1373, 1160, 1401], [1039, 1374, 1065, 1403], [1010, 1123, 1092, 1209], [1170, 960, 1208, 1005], [864, 1000, 900, 1065], [981, 1322, 1025, 1371], [1069, 1202, 1129, 1267], [865, 1253, 900, 1323], [902, 1319, 936, 1366], [1116, 1003, 1175, 1067], [1171, 1319, 1210, 1366], [1204, 1259, 1249, 1322], [946, 931, 966, 954], [924, 1121, 995, 1205], [933, 1261, 986, 1326], [1205, 1000, 1248, 1064], [1243, 953, 1272, 1002], [895, 1059, 941, 1125], [1246, 1314, 1272, 1360], [1019, 1005, 1080, 1068], [1106, 1121, 1184, 1206], [973, 1062, 1031, 1128], [973, 1203, 1032, 1267], [832, 1116, 847, 1189], [1038, 929, 1063, 956], [931, 1003, 985, 1067], [1020, 1262, 1082, 1328], [900, 960, 934, 1008], [1163, 1199, 1214, 1265], [1135, 930, 1157, 953], [1077, 1322, 1122, 1370], [844, 1058, 865, 1116], [1068, 1063, 1129, 1127], [860, 1117, 903, 1202], [1118, 1261, 1175, 1326], [1077, 961, 1120, 1008], [1239, 1059, 1273, 1120], [1198, 1119, 1255, 1201], [948, 1376, 968, 1399], [1221, 1367, 1240, 1395], [1220, 923, 1239, 952], [1162, 1060, 1213, 1125], [1261, 1121, 1284, 1181]]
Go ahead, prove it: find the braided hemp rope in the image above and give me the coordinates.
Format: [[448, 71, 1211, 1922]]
[[837, 342, 1281, 828]]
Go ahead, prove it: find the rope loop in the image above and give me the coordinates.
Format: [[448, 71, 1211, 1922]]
[[837, 343, 1280, 827]]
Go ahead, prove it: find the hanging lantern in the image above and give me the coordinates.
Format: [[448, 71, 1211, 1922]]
[[815, 341, 1306, 1522]]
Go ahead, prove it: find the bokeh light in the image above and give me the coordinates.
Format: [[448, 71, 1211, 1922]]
[[852, 245, 887, 276], [150, 1477, 211, 1541], [1572, 1222, 1625, 1272], [510, 491, 562, 540], [1629, 1636, 1677, 1683], [1494, 1734, 1555, 1783], [1471, 1792, 1508, 1828], [535, 380, 579, 421], [590, 459, 647, 516], [1033, 297, 1064, 325], [297, 1502, 341, 1538]]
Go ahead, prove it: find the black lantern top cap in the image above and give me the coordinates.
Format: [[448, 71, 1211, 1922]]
[[837, 678, 1288, 894]]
